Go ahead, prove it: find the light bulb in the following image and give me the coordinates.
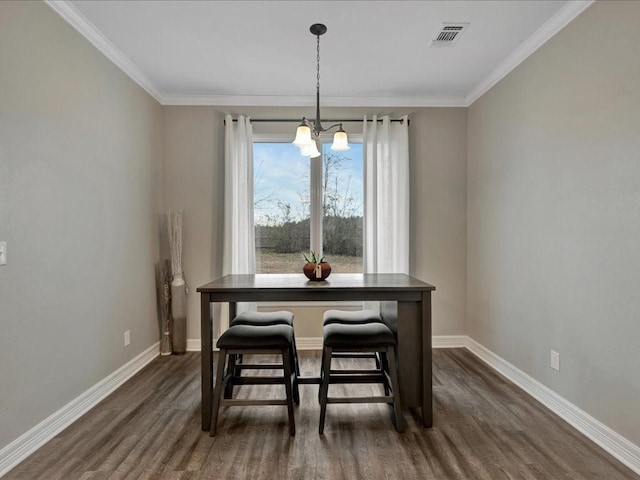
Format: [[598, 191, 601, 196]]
[[331, 128, 350, 151], [293, 122, 312, 147], [300, 139, 321, 158]]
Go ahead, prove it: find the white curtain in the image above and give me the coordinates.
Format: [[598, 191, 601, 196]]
[[219, 114, 255, 334], [363, 115, 410, 276]]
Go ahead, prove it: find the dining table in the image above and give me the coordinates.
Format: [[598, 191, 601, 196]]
[[197, 273, 436, 430]]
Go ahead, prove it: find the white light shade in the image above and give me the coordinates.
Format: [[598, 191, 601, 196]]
[[300, 139, 321, 158], [331, 130, 350, 151], [293, 124, 312, 147]]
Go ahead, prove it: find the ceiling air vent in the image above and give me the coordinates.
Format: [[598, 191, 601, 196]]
[[431, 23, 469, 47]]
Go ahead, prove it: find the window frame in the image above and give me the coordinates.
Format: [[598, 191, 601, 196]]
[[253, 132, 364, 256]]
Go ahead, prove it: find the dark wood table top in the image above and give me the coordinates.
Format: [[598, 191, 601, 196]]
[[197, 273, 436, 293]]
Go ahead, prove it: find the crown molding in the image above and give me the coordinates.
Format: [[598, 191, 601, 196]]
[[161, 93, 468, 108], [465, 0, 595, 106], [44, 0, 164, 103]]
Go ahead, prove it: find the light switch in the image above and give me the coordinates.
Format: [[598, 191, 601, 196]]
[[0, 242, 6, 266]]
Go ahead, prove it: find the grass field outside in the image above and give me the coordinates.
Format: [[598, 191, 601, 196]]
[[256, 249, 363, 274]]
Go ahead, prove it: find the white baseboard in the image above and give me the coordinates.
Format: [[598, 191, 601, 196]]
[[294, 336, 468, 350], [432, 335, 467, 348], [186, 335, 467, 352], [295, 337, 322, 350], [0, 342, 160, 478], [465, 337, 640, 476]]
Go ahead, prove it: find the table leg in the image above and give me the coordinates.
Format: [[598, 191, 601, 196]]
[[201, 293, 212, 430], [422, 291, 433, 427], [388, 301, 420, 407]]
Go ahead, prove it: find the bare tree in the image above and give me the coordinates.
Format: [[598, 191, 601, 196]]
[[322, 153, 361, 218], [254, 150, 363, 256]]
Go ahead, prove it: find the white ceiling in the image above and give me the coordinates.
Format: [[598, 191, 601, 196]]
[[49, 1, 593, 106]]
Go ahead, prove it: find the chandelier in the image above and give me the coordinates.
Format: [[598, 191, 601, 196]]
[[292, 23, 350, 158]]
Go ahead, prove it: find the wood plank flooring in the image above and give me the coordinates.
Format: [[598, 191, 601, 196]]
[[5, 349, 638, 480]]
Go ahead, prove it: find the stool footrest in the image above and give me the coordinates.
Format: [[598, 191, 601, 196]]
[[221, 398, 288, 406], [231, 376, 286, 385], [234, 363, 284, 370], [331, 353, 377, 358], [327, 396, 394, 404], [297, 376, 321, 385], [328, 374, 387, 384], [329, 369, 382, 375]]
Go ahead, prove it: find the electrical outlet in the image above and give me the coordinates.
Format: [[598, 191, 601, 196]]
[[124, 330, 131, 347], [0, 242, 6, 266], [550, 350, 560, 371]]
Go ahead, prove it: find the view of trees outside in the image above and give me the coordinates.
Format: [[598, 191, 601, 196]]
[[254, 142, 364, 273]]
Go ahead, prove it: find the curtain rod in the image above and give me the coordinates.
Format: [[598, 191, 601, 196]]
[[225, 118, 409, 126]]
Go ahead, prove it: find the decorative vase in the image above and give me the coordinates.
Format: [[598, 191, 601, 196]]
[[303, 262, 331, 281], [171, 272, 187, 354]]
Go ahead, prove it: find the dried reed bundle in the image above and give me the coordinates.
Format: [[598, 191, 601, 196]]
[[167, 211, 184, 285]]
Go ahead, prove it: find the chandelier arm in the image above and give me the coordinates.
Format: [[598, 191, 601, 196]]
[[323, 123, 344, 132]]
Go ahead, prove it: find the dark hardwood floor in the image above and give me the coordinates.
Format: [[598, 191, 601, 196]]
[[5, 349, 638, 480]]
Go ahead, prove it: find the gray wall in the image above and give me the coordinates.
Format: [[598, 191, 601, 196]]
[[162, 106, 467, 338], [0, 2, 163, 449], [467, 0, 640, 445]]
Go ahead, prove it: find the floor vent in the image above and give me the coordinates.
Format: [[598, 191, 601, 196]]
[[431, 23, 469, 47]]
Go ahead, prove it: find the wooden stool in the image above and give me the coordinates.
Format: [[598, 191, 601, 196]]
[[322, 310, 386, 387], [211, 324, 298, 436], [230, 311, 300, 376], [318, 321, 405, 434]]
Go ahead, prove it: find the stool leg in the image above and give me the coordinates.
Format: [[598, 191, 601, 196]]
[[289, 346, 300, 406], [379, 352, 390, 396], [210, 349, 228, 437], [386, 345, 406, 433], [318, 346, 326, 403], [291, 331, 301, 376], [234, 353, 244, 375], [318, 346, 333, 434], [282, 348, 296, 436], [224, 354, 236, 399]]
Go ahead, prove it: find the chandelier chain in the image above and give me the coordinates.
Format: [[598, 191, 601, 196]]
[[316, 34, 320, 95]]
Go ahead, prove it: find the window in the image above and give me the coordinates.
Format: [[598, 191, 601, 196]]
[[254, 136, 363, 274]]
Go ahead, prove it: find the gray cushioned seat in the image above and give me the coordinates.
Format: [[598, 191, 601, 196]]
[[231, 310, 294, 327], [217, 324, 293, 350], [322, 309, 382, 326], [323, 322, 395, 349]]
